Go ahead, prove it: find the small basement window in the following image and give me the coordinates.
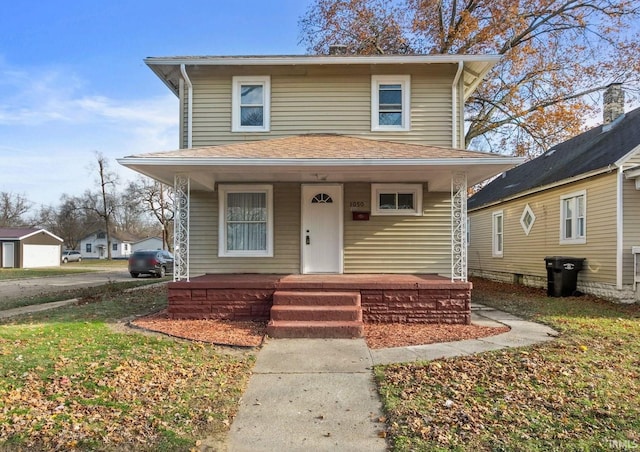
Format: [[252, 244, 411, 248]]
[[371, 184, 422, 216]]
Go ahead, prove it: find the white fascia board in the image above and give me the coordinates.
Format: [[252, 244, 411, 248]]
[[616, 143, 640, 168], [19, 229, 64, 242], [118, 157, 523, 168], [625, 167, 640, 179], [144, 54, 501, 67], [468, 166, 614, 212]]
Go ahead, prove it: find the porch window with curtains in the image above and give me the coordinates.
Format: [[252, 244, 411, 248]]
[[219, 185, 273, 257]]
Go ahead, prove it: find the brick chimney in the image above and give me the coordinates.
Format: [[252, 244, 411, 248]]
[[603, 83, 625, 124], [328, 45, 347, 55]]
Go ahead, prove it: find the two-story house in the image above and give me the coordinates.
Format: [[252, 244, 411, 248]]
[[118, 53, 522, 337]]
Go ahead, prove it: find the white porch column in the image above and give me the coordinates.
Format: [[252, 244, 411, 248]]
[[174, 174, 190, 282], [451, 172, 467, 282]]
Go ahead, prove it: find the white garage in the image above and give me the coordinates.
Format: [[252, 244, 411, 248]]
[[23, 244, 62, 268], [0, 228, 64, 268]]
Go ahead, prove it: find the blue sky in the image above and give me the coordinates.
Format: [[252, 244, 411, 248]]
[[0, 0, 310, 211]]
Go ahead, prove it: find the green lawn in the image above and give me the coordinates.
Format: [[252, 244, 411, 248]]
[[0, 259, 128, 281], [0, 279, 164, 312], [376, 279, 640, 451], [0, 285, 255, 451], [0, 267, 95, 280]]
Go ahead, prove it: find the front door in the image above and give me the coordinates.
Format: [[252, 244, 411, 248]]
[[2, 242, 15, 268], [301, 184, 343, 274]]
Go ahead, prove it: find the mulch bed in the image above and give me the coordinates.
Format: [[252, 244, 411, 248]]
[[131, 309, 509, 349]]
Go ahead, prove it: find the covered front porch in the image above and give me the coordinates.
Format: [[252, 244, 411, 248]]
[[169, 273, 472, 338]]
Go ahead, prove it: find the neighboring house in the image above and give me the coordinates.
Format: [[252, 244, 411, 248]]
[[80, 230, 139, 259], [118, 53, 522, 333], [0, 227, 63, 268], [468, 84, 640, 302], [131, 236, 163, 252]]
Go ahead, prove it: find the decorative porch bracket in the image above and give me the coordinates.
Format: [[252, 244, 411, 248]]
[[174, 174, 190, 282], [451, 172, 467, 282]]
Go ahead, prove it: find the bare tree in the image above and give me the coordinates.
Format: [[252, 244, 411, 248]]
[[79, 153, 119, 259], [0, 192, 32, 227], [128, 177, 175, 251]]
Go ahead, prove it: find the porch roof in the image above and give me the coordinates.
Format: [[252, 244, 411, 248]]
[[118, 134, 523, 191]]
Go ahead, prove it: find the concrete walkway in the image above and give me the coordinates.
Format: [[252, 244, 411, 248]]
[[227, 304, 558, 451]]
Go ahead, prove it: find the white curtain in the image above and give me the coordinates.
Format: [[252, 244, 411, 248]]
[[226, 192, 267, 251]]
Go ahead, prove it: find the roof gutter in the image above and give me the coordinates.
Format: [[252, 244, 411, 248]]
[[468, 166, 616, 211], [452, 61, 464, 148], [180, 64, 193, 148], [118, 157, 524, 167], [145, 54, 501, 66]]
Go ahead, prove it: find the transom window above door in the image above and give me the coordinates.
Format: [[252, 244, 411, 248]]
[[232, 76, 271, 132]]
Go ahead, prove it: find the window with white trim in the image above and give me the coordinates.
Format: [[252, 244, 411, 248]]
[[371, 184, 422, 216], [219, 185, 273, 257], [492, 211, 504, 257], [520, 204, 536, 235], [232, 76, 270, 132], [560, 191, 586, 244], [371, 75, 410, 131]]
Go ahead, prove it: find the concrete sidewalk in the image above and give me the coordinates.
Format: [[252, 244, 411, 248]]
[[227, 305, 558, 451], [227, 339, 387, 452]]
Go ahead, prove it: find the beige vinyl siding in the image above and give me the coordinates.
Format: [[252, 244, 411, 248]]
[[189, 184, 300, 274], [185, 64, 455, 148], [469, 173, 618, 284], [622, 176, 640, 284], [624, 148, 640, 166], [344, 183, 451, 274]]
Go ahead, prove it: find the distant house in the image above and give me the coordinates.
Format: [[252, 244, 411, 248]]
[[0, 227, 63, 268], [131, 236, 163, 252], [468, 84, 640, 302], [79, 230, 140, 259]]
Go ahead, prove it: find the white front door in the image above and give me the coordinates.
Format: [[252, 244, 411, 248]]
[[2, 242, 15, 268], [301, 184, 343, 274]]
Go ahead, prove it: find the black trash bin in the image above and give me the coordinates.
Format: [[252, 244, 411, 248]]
[[544, 256, 585, 297]]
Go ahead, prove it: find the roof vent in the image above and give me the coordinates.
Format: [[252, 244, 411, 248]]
[[328, 45, 348, 55], [545, 149, 557, 157]]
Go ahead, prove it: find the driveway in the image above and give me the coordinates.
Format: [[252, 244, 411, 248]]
[[0, 268, 147, 304]]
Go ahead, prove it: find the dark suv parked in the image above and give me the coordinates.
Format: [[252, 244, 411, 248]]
[[128, 250, 173, 278]]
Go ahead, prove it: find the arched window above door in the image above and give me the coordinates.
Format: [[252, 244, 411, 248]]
[[311, 193, 333, 203]]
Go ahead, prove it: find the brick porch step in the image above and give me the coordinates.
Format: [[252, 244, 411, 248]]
[[266, 320, 364, 339], [270, 305, 363, 322], [268, 290, 364, 338], [273, 291, 361, 306]]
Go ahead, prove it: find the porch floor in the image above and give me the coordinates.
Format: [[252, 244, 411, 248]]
[[175, 273, 464, 289], [168, 274, 472, 327]]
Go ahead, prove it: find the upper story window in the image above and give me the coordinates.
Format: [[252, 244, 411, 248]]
[[492, 211, 504, 257], [371, 75, 410, 131], [560, 190, 586, 244], [371, 184, 422, 216], [97, 232, 106, 239], [232, 76, 270, 132]]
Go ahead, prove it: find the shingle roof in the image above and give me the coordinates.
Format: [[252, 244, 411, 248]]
[[468, 106, 640, 210], [128, 134, 503, 161], [0, 227, 40, 239]]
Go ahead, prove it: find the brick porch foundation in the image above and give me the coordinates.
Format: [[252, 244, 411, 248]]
[[168, 274, 471, 324]]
